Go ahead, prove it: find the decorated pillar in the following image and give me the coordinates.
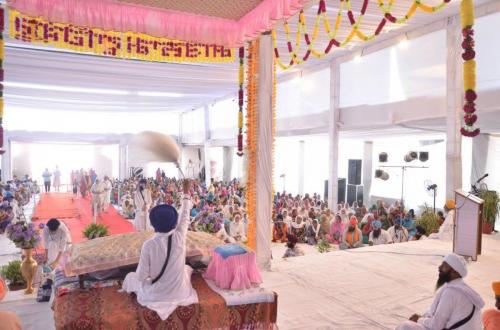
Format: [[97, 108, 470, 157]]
[[445, 16, 463, 199], [245, 33, 274, 269], [327, 60, 340, 209]]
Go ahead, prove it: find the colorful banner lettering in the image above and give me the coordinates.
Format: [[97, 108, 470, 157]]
[[9, 9, 235, 63]]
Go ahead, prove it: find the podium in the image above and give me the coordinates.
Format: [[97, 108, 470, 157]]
[[453, 190, 483, 261]]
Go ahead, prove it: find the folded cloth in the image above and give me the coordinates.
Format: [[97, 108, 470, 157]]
[[214, 244, 247, 259], [204, 278, 275, 306]]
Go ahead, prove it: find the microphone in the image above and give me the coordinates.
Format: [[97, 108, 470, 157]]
[[476, 173, 488, 183]]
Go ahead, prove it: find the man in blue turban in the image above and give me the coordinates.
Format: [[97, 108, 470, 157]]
[[388, 216, 409, 243], [122, 180, 198, 321]]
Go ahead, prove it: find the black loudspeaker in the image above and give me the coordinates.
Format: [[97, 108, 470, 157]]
[[338, 178, 346, 204], [347, 184, 357, 205], [419, 152, 429, 162], [379, 152, 388, 162], [348, 159, 362, 185], [356, 186, 364, 205]]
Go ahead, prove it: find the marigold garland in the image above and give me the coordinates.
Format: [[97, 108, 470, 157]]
[[237, 46, 245, 156], [272, 0, 451, 70], [245, 39, 259, 251], [460, 0, 479, 137], [0, 7, 5, 155], [9, 9, 235, 64]]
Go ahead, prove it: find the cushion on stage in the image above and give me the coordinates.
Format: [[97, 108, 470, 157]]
[[64, 231, 224, 276], [214, 244, 247, 259]]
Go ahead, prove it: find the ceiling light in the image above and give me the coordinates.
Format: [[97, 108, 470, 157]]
[[137, 91, 184, 98], [399, 35, 409, 49], [3, 82, 129, 95]]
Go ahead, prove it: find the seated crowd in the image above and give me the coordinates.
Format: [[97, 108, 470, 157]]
[[272, 192, 451, 255], [0, 175, 36, 233]]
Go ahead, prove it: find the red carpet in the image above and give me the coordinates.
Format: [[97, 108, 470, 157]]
[[31, 193, 135, 243], [31, 193, 80, 220]]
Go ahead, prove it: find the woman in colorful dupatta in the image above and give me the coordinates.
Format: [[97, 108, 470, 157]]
[[361, 213, 375, 244], [327, 214, 344, 244], [290, 216, 306, 242], [272, 214, 288, 243]]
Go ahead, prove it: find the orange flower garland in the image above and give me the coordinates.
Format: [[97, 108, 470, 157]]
[[245, 39, 259, 251]]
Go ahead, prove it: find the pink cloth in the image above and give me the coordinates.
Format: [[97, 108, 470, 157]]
[[204, 250, 262, 290], [8, 0, 308, 47], [328, 221, 344, 244]]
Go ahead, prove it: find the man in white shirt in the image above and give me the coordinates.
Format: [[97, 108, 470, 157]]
[[134, 179, 152, 232], [368, 220, 392, 246], [388, 217, 409, 243], [397, 253, 485, 330], [101, 176, 113, 212], [122, 180, 198, 320], [90, 179, 105, 223], [430, 199, 455, 241], [229, 213, 246, 242], [42, 218, 71, 270]]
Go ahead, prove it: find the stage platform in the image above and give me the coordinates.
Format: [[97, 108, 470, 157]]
[[263, 234, 500, 329]]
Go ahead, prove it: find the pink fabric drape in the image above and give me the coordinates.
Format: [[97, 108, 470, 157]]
[[8, 0, 309, 47], [204, 250, 262, 290]]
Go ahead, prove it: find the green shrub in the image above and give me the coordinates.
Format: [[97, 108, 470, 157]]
[[316, 238, 332, 253], [416, 204, 440, 235], [479, 190, 499, 225], [1, 260, 25, 285], [83, 223, 109, 240]]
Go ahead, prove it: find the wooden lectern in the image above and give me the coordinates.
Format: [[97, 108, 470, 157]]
[[453, 189, 483, 261]]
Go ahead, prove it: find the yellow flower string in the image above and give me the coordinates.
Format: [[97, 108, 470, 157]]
[[245, 40, 259, 251], [273, 0, 450, 70]]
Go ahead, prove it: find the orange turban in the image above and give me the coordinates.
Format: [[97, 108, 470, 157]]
[[445, 199, 456, 209], [493, 281, 500, 296], [349, 216, 358, 226], [0, 277, 6, 302]]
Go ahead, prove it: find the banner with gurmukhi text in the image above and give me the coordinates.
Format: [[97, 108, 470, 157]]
[[9, 9, 235, 63]]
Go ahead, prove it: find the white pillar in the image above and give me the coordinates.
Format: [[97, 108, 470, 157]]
[[118, 141, 128, 180], [255, 33, 273, 269], [328, 60, 340, 209], [1, 138, 12, 181], [203, 105, 211, 186], [298, 140, 305, 195], [362, 141, 373, 207], [445, 16, 463, 199], [222, 146, 234, 183]]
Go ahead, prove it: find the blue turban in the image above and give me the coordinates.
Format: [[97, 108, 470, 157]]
[[373, 220, 382, 229], [395, 217, 402, 225], [149, 204, 178, 233]]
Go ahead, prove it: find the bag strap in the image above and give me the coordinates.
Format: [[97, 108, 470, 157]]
[[151, 235, 173, 285], [443, 305, 475, 330]]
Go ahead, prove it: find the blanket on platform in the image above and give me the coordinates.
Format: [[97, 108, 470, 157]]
[[53, 273, 278, 330]]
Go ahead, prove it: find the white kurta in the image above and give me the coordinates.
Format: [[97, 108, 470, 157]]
[[387, 226, 409, 243], [134, 189, 152, 232], [102, 179, 112, 209], [396, 278, 484, 330], [42, 222, 71, 264], [122, 195, 198, 320], [229, 220, 247, 242], [368, 229, 392, 245]]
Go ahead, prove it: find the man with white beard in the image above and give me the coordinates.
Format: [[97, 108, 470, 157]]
[[102, 176, 113, 212], [90, 178, 105, 222]]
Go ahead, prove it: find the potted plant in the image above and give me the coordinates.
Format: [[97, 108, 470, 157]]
[[416, 204, 441, 236], [5, 222, 42, 294], [1, 260, 26, 291], [83, 223, 109, 240], [479, 190, 499, 234]]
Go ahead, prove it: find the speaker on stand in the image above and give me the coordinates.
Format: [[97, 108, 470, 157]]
[[348, 159, 362, 185]]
